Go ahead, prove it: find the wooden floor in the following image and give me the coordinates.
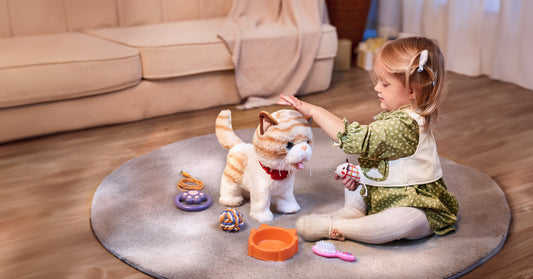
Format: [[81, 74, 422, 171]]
[[1, 68, 531, 278]]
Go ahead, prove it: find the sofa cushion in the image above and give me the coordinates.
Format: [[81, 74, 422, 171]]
[[0, 0, 10, 38], [85, 18, 232, 79], [8, 0, 68, 36], [85, 18, 338, 80], [0, 32, 142, 108]]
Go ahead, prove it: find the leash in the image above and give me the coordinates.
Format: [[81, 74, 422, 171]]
[[177, 171, 204, 191]]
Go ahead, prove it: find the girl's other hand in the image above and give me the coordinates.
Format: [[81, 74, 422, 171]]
[[334, 174, 358, 191]]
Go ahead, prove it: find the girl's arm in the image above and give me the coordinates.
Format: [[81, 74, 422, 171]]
[[277, 95, 344, 141]]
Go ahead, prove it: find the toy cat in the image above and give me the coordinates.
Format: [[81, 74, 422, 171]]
[[216, 109, 313, 223]]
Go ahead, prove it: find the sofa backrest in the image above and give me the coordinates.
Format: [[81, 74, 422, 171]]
[[0, 0, 233, 38]]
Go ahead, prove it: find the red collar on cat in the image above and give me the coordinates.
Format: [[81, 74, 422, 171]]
[[259, 161, 289, 180]]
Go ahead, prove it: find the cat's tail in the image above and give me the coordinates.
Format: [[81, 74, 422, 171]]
[[216, 110, 243, 150]]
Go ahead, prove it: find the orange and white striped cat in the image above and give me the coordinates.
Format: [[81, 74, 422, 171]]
[[216, 109, 313, 223]]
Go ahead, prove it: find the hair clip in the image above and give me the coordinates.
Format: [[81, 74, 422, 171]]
[[418, 50, 428, 72]]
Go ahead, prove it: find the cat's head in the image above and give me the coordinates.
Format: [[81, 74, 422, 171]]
[[253, 109, 313, 171]]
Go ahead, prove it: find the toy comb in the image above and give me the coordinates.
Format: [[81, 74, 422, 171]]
[[312, 240, 356, 262]]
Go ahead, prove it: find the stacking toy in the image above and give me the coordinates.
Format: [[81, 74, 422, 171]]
[[174, 190, 212, 211]]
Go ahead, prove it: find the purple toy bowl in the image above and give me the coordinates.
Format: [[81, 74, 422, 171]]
[[174, 190, 212, 211]]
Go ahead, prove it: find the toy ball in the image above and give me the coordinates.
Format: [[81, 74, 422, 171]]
[[219, 208, 244, 232]]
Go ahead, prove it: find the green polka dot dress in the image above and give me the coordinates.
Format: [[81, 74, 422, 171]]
[[336, 109, 459, 235]]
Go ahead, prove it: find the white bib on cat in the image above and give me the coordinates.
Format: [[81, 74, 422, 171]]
[[359, 110, 442, 187]]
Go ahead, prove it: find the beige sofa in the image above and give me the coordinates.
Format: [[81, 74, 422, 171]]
[[0, 0, 337, 143]]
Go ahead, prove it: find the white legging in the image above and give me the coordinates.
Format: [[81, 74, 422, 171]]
[[333, 206, 433, 244], [296, 187, 434, 244]]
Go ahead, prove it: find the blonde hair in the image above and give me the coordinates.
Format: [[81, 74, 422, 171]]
[[371, 37, 446, 126]]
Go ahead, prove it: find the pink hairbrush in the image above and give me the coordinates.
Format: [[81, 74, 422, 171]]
[[312, 240, 356, 262]]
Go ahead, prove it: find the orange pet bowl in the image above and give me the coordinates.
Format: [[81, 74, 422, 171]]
[[248, 224, 298, 261]]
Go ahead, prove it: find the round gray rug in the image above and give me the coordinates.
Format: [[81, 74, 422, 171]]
[[90, 128, 511, 279]]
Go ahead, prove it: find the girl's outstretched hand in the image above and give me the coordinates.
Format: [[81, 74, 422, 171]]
[[277, 95, 313, 120], [278, 94, 344, 142]]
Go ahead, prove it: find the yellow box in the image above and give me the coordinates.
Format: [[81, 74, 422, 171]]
[[356, 48, 373, 71], [356, 38, 389, 71]]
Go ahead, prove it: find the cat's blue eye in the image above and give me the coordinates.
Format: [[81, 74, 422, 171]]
[[286, 141, 294, 150]]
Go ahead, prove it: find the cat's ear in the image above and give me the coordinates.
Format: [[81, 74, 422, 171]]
[[259, 111, 278, 135]]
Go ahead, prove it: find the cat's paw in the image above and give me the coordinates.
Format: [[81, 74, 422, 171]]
[[276, 202, 301, 214], [250, 210, 274, 223], [219, 196, 243, 207]]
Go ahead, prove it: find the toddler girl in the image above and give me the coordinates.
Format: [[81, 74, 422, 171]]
[[278, 36, 458, 244]]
